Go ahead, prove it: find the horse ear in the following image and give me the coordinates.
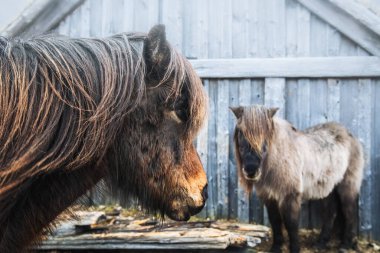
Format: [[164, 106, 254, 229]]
[[269, 107, 279, 118], [144, 25, 170, 67], [230, 106, 244, 119]]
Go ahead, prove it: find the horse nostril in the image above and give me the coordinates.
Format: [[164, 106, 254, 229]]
[[243, 167, 255, 177], [201, 183, 208, 201]]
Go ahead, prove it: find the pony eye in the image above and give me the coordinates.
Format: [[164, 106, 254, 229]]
[[175, 109, 188, 122]]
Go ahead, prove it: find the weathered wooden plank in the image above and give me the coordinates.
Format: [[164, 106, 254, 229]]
[[68, 2, 81, 37], [295, 1, 311, 56], [88, 0, 102, 37], [286, 0, 298, 56], [207, 80, 218, 219], [2, 0, 84, 38], [237, 80, 251, 223], [295, 0, 380, 56], [326, 26, 341, 122], [264, 78, 285, 117], [196, 0, 209, 59], [38, 228, 244, 250], [190, 57, 380, 78], [329, 0, 380, 38], [203, 0, 228, 218], [57, 10, 71, 36], [122, 0, 135, 32], [356, 78, 373, 237], [269, 0, 286, 57], [371, 79, 380, 240], [107, 0, 125, 34], [247, 0, 259, 57], [100, 0, 114, 36], [294, 0, 311, 132], [37, 214, 271, 251], [78, 0, 90, 37], [357, 46, 373, 238], [161, 0, 183, 51], [182, 0, 198, 59], [326, 79, 340, 122], [133, 0, 159, 32], [228, 80, 239, 220], [216, 80, 230, 218], [232, 0, 248, 58]]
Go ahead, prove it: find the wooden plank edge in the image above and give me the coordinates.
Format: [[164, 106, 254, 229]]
[[1, 0, 85, 38], [329, 0, 380, 38], [0, 0, 54, 37], [190, 56, 380, 78], [295, 0, 380, 56]]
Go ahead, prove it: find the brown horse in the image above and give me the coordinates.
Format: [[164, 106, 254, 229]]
[[0, 25, 208, 252], [231, 105, 364, 253]]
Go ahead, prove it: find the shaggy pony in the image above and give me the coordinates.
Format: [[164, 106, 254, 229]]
[[231, 105, 364, 253], [0, 25, 208, 252]]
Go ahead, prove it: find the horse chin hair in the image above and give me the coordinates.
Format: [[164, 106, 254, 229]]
[[244, 168, 262, 182]]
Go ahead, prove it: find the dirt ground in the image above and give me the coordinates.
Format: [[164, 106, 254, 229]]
[[254, 229, 380, 253]]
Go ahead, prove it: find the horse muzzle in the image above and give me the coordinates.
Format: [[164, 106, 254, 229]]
[[166, 184, 208, 221]]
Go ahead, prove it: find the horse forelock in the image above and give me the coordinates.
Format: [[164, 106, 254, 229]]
[[238, 106, 274, 156], [162, 46, 207, 140]]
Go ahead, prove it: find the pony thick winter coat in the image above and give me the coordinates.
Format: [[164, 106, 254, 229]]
[[231, 105, 364, 253]]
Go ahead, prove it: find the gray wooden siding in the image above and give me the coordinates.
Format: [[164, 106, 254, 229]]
[[56, 0, 380, 240]]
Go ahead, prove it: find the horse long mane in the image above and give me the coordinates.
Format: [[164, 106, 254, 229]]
[[0, 32, 194, 224]]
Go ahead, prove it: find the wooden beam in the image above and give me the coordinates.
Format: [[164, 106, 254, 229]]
[[37, 229, 243, 250], [295, 0, 380, 56], [190, 57, 380, 78], [1, 0, 84, 38], [329, 0, 380, 38]]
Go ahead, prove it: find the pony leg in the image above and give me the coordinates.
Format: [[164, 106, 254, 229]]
[[264, 199, 283, 253], [280, 193, 301, 253], [316, 189, 338, 248], [0, 165, 104, 252], [337, 185, 359, 249]]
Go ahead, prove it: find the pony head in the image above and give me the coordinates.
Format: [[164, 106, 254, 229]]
[[108, 25, 208, 221], [230, 105, 278, 191]]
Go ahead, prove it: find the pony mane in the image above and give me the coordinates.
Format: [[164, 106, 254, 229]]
[[238, 105, 274, 155], [0, 32, 196, 211]]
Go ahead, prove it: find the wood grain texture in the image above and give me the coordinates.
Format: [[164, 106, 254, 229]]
[[329, 0, 380, 37], [190, 57, 380, 78], [2, 0, 84, 37], [296, 0, 380, 56]]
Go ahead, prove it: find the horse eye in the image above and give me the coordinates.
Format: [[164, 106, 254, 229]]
[[175, 109, 188, 122]]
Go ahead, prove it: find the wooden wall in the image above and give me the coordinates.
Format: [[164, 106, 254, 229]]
[[55, 0, 380, 239]]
